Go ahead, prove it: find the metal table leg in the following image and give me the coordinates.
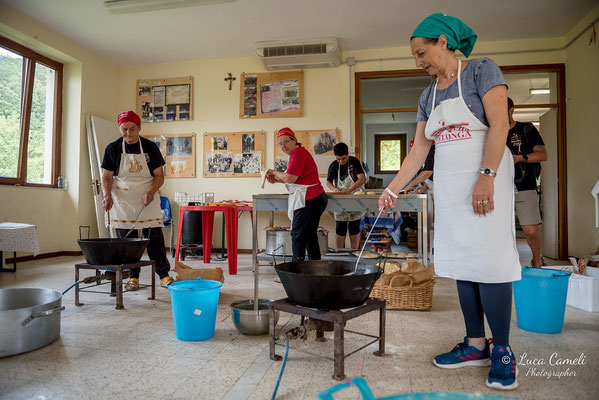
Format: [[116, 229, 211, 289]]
[[115, 267, 124, 309], [75, 266, 83, 306], [148, 262, 155, 300], [333, 320, 345, 380], [269, 306, 281, 361], [374, 302, 385, 356]]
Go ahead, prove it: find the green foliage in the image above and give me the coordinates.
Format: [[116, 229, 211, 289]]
[[0, 54, 52, 182], [380, 140, 402, 171]]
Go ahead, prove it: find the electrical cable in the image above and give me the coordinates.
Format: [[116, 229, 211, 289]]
[[270, 338, 290, 400]]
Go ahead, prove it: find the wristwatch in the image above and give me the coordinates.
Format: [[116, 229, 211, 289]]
[[523, 154, 529, 162], [479, 167, 497, 177]]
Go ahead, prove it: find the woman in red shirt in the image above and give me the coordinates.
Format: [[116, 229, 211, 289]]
[[266, 128, 328, 260]]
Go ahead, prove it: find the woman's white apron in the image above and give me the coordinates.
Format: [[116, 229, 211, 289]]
[[424, 60, 520, 283], [106, 139, 163, 230], [286, 183, 317, 222], [333, 164, 364, 222]]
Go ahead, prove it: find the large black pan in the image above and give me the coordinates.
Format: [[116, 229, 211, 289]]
[[77, 238, 149, 265], [274, 260, 382, 310]]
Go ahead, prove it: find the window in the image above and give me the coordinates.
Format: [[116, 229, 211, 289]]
[[374, 134, 406, 174], [0, 35, 62, 187]]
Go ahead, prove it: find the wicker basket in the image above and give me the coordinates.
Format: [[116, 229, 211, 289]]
[[370, 278, 435, 310]]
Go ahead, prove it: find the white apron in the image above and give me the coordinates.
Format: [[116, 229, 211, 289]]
[[106, 139, 163, 229], [286, 183, 317, 222], [333, 164, 364, 222], [425, 60, 520, 283]]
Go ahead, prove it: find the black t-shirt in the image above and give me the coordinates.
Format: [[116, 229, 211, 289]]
[[327, 156, 365, 186], [418, 145, 435, 181], [101, 136, 165, 176], [506, 122, 544, 191]]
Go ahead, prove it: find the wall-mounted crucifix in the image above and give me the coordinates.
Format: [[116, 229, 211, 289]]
[[224, 73, 236, 90]]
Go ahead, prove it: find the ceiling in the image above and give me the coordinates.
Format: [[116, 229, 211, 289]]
[[0, 0, 596, 66]]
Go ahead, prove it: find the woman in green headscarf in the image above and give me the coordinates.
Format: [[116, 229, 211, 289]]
[[379, 13, 520, 391]]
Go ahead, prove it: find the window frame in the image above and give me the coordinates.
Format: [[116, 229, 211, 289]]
[[0, 35, 63, 188], [374, 133, 406, 174]]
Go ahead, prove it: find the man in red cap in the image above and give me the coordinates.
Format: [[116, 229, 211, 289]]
[[101, 110, 173, 290], [266, 127, 328, 261]]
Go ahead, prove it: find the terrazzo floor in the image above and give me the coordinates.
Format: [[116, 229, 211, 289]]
[[0, 240, 598, 400]]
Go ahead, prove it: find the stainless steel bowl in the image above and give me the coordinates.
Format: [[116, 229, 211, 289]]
[[230, 299, 279, 335]]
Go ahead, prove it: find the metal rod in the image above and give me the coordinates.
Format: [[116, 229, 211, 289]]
[[354, 208, 384, 272]]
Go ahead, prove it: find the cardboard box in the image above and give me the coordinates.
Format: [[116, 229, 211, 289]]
[[174, 262, 224, 283], [544, 266, 599, 313]]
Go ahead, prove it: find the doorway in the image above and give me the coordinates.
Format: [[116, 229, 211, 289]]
[[354, 63, 567, 259]]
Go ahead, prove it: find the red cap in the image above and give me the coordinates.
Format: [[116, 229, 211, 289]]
[[117, 110, 141, 126], [277, 127, 298, 142]]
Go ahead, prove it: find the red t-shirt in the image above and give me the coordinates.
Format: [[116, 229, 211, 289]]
[[285, 145, 324, 200]]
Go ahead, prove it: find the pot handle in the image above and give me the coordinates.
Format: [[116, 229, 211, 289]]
[[21, 306, 66, 327], [79, 225, 90, 240]]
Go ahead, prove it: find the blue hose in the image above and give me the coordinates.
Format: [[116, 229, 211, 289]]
[[270, 338, 290, 400], [61, 269, 131, 295]]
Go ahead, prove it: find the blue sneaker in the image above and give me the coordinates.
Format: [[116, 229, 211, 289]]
[[486, 345, 518, 390], [433, 337, 491, 369]]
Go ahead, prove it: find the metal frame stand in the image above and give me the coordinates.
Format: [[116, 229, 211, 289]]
[[0, 251, 17, 272], [269, 298, 386, 380], [74, 261, 155, 309]]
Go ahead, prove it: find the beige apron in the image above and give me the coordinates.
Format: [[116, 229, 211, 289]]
[[106, 139, 163, 229], [333, 163, 364, 222], [286, 183, 317, 222]]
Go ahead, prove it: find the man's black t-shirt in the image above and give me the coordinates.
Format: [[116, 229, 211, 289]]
[[419, 145, 435, 181], [101, 136, 165, 176], [506, 122, 544, 191], [327, 156, 365, 186]]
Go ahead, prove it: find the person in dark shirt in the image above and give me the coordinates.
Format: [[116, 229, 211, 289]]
[[326, 143, 366, 249], [101, 110, 172, 290], [404, 144, 435, 193], [506, 97, 548, 267]]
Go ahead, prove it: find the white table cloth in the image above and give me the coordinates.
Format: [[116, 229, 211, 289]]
[[0, 222, 40, 256]]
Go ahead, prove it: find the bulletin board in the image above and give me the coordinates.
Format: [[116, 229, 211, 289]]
[[239, 71, 303, 119], [203, 131, 265, 177], [144, 133, 196, 178], [273, 129, 340, 177], [137, 76, 193, 123]]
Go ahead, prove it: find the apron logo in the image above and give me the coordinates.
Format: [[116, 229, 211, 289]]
[[128, 159, 143, 173], [432, 122, 472, 144]]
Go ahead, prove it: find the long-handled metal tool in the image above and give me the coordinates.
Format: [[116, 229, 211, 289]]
[[354, 208, 385, 273], [124, 204, 146, 238]]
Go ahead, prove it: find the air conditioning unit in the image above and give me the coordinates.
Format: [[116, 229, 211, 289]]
[[254, 38, 341, 70]]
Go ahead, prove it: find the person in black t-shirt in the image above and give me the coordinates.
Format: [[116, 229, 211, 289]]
[[326, 143, 367, 249], [506, 97, 548, 267], [101, 110, 172, 290], [404, 144, 435, 194]]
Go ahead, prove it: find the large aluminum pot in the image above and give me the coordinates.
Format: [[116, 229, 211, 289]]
[[265, 229, 328, 256], [275, 260, 382, 310], [0, 288, 65, 358]]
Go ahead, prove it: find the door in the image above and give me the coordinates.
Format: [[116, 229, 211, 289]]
[[540, 109, 558, 259], [86, 115, 119, 238]]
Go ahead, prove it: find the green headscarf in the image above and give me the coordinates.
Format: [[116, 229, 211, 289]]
[[411, 13, 477, 58]]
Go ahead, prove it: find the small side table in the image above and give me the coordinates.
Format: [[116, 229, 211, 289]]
[[74, 261, 155, 309]]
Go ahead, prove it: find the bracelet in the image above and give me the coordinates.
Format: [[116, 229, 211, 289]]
[[385, 187, 398, 199]]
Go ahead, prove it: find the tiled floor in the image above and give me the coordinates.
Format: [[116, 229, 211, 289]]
[[0, 240, 598, 400]]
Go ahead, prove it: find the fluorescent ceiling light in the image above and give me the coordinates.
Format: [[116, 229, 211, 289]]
[[104, 0, 235, 14], [529, 88, 550, 95], [532, 122, 540, 126]]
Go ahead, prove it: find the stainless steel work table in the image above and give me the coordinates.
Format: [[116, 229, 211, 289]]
[[251, 193, 428, 301]]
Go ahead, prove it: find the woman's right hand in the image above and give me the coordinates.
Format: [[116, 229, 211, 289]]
[[378, 190, 396, 210], [102, 195, 113, 211]]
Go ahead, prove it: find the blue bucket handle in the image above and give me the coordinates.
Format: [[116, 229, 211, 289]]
[[317, 376, 376, 400]]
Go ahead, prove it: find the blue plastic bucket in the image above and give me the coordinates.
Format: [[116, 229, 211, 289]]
[[167, 278, 223, 341], [513, 267, 571, 334]]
